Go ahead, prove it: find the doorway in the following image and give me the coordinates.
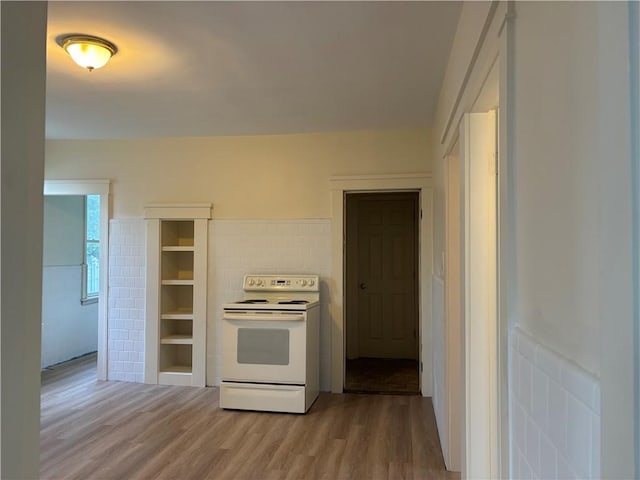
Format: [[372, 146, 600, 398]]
[[41, 195, 100, 370], [43, 180, 110, 380], [344, 191, 420, 394]]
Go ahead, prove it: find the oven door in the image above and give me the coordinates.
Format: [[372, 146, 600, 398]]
[[222, 310, 307, 384]]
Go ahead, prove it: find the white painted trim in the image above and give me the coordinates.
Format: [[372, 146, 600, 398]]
[[439, 2, 507, 153], [44, 179, 110, 196], [439, 2, 500, 145], [461, 112, 498, 479], [330, 173, 433, 394], [144, 219, 160, 384], [434, 3, 511, 476], [191, 219, 209, 387], [144, 203, 212, 219], [497, 4, 514, 477], [443, 144, 463, 472], [144, 213, 209, 387], [330, 173, 430, 183], [213, 219, 328, 224], [43, 179, 110, 381]]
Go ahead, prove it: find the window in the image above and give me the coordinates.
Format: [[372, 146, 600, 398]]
[[82, 195, 100, 303]]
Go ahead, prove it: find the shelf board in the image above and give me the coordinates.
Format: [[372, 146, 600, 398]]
[[161, 335, 193, 345], [160, 366, 192, 374], [161, 310, 194, 320], [158, 368, 193, 386], [161, 279, 194, 286], [162, 246, 195, 252]]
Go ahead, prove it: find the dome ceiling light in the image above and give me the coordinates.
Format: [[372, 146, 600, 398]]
[[59, 34, 118, 72]]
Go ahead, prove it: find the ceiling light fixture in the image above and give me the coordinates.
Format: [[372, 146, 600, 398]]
[[60, 34, 118, 72]]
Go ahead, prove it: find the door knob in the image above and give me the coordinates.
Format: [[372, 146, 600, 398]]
[[359, 283, 367, 290]]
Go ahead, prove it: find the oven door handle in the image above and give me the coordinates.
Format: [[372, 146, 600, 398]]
[[223, 313, 305, 322]]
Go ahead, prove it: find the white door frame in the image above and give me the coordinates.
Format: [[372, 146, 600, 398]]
[[460, 112, 498, 478], [443, 143, 463, 472], [436, 4, 512, 476], [330, 173, 433, 394], [44, 179, 110, 380]]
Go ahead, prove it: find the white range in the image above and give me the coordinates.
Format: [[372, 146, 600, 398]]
[[220, 274, 320, 413]]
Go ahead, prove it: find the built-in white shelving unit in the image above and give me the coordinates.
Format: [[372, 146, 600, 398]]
[[144, 203, 211, 387]]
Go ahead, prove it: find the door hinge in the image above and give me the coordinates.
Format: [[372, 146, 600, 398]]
[[420, 361, 423, 372], [420, 209, 423, 219]]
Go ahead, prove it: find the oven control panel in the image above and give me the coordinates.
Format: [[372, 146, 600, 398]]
[[243, 274, 319, 291]]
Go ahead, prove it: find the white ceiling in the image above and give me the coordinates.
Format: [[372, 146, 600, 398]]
[[46, 1, 462, 140]]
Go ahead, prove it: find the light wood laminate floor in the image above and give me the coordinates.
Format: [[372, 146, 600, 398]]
[[41, 354, 459, 480]]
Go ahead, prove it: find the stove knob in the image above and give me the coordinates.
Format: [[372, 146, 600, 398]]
[[248, 279, 255, 286], [308, 279, 315, 287], [301, 279, 307, 286], [256, 279, 263, 286]]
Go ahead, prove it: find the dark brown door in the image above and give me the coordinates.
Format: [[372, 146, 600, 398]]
[[346, 192, 419, 359]]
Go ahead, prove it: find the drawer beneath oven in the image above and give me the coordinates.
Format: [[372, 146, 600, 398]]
[[220, 382, 311, 414]]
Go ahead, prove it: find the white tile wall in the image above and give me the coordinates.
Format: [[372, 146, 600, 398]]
[[108, 219, 146, 383], [106, 218, 332, 388], [208, 219, 332, 389], [510, 327, 600, 479]]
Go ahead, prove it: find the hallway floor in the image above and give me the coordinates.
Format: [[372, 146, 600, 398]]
[[345, 358, 420, 394], [40, 354, 458, 479]]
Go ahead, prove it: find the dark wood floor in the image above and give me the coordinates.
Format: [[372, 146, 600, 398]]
[[345, 358, 420, 394], [41, 354, 458, 479]]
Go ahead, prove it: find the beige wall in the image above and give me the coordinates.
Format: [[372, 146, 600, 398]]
[[1, 2, 47, 477], [511, 1, 635, 381], [512, 3, 635, 475], [512, 2, 602, 376], [46, 128, 432, 219]]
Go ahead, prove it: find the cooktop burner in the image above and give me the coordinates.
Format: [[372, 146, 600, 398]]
[[224, 275, 319, 311]]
